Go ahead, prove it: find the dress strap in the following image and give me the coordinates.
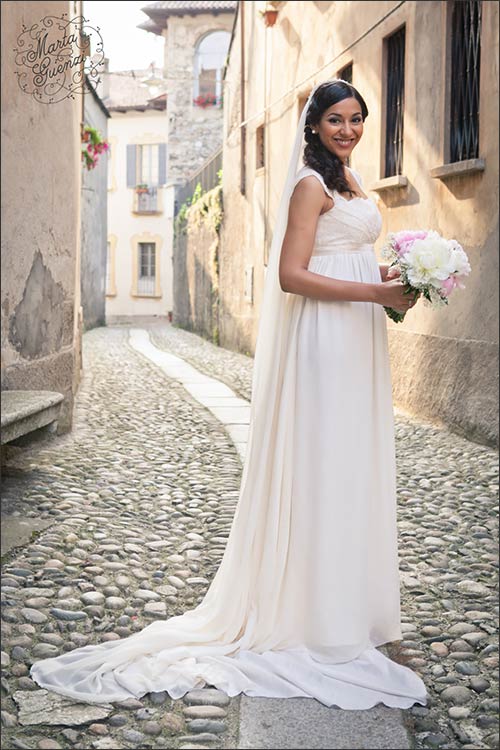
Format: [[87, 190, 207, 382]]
[[293, 167, 334, 198]]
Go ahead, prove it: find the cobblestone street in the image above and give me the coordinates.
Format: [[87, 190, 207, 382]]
[[1, 322, 498, 750]]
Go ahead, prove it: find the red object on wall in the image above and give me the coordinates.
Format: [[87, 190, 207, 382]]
[[263, 9, 278, 27]]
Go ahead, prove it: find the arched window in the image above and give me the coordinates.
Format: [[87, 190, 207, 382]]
[[193, 30, 231, 107]]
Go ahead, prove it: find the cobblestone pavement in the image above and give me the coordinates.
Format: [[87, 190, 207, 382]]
[[1, 321, 499, 750], [1, 326, 242, 750]]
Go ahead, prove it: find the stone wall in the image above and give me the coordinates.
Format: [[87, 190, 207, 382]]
[[173, 186, 222, 344], [163, 13, 234, 183], [0, 0, 83, 433]]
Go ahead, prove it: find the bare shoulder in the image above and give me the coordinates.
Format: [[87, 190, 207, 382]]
[[290, 175, 326, 214]]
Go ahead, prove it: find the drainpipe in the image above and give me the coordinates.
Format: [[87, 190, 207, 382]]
[[240, 0, 246, 195]]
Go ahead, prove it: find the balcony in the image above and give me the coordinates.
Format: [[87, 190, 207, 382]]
[[133, 186, 160, 214]]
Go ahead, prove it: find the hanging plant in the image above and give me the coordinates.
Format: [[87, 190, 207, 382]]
[[81, 124, 109, 170]]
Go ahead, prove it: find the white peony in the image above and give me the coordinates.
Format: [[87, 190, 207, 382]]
[[402, 234, 455, 288], [449, 241, 471, 276]]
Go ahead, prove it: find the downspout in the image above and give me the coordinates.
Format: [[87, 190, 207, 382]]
[[240, 0, 246, 195]]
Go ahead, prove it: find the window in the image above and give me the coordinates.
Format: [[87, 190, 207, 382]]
[[139, 144, 159, 185], [256, 124, 265, 170], [126, 143, 167, 187], [193, 31, 231, 107], [137, 242, 156, 295], [384, 26, 405, 177], [338, 63, 353, 84], [244, 265, 254, 304], [106, 241, 112, 294], [107, 143, 113, 191], [106, 237, 116, 296], [449, 0, 482, 162], [298, 93, 311, 121]]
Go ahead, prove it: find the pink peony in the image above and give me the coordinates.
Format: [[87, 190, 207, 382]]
[[394, 230, 428, 257], [441, 274, 467, 297], [441, 277, 456, 297]]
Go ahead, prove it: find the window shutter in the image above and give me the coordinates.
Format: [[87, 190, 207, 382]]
[[158, 143, 167, 185], [126, 145, 137, 187]]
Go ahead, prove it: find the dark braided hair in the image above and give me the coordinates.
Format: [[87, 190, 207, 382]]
[[304, 80, 369, 197]]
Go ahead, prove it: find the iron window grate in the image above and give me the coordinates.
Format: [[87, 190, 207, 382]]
[[385, 26, 405, 177], [450, 0, 482, 162]]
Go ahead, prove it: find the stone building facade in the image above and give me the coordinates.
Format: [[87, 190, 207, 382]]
[[1, 0, 85, 433], [139, 1, 236, 185], [219, 0, 498, 446]]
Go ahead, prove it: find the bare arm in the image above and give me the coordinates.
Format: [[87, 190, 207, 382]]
[[278, 177, 414, 312]]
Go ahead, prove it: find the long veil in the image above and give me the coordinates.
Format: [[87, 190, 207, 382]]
[[249, 83, 317, 417], [30, 81, 428, 709]]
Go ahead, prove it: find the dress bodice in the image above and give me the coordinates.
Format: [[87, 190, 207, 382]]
[[293, 166, 383, 255]]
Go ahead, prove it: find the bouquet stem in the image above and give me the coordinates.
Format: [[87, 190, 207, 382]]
[[384, 306, 407, 323]]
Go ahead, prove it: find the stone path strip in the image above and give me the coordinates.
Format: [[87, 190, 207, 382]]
[[128, 329, 250, 462], [1, 321, 498, 750]]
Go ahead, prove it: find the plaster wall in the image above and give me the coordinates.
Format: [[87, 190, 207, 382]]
[[220, 0, 499, 445]]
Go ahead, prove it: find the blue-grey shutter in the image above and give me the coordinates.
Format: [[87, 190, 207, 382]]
[[126, 145, 137, 187], [158, 143, 167, 185]]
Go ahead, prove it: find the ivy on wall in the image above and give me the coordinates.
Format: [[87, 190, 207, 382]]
[[174, 172, 223, 345]]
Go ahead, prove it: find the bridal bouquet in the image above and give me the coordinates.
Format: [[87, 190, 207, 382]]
[[381, 229, 471, 323]]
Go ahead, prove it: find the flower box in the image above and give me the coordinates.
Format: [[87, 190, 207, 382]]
[[193, 95, 219, 108]]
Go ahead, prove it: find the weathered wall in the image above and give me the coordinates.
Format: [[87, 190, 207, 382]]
[[174, 186, 222, 343], [1, 0, 83, 432], [80, 92, 108, 331], [220, 0, 499, 445]]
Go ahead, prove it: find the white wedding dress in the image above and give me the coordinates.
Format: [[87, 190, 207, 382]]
[[31, 166, 428, 710]]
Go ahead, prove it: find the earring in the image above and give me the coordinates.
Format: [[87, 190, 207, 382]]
[[311, 130, 317, 134]]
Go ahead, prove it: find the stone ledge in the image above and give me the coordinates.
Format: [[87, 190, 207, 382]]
[[1, 390, 64, 444], [430, 158, 485, 179], [369, 174, 408, 192]]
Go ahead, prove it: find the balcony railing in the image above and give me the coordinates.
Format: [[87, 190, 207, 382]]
[[134, 186, 158, 214]]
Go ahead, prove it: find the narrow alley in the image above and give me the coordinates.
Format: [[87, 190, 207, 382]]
[[1, 322, 498, 750]]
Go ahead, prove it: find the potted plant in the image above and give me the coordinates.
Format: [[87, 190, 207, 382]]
[[259, 2, 280, 27], [135, 183, 149, 194], [193, 94, 219, 108], [81, 124, 109, 170]]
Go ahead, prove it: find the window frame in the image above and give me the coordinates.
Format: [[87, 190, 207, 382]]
[[255, 122, 265, 173], [105, 235, 117, 297], [337, 62, 353, 84]]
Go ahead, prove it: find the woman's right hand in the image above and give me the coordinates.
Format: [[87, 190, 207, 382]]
[[375, 279, 418, 313]]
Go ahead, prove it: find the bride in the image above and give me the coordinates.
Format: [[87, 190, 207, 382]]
[[31, 79, 428, 710]]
